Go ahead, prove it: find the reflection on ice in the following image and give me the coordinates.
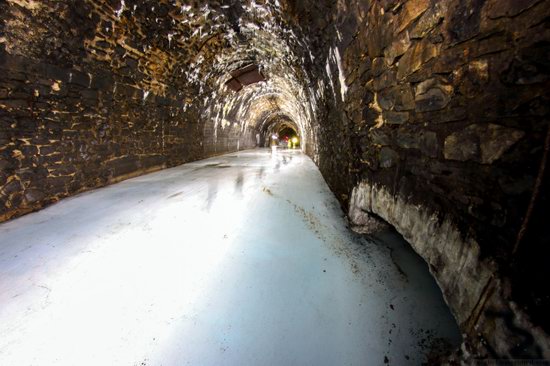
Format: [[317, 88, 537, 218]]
[[0, 148, 460, 366]]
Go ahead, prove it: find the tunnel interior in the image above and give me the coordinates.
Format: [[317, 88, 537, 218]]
[[260, 115, 301, 147], [276, 126, 300, 147], [1, 0, 549, 361]]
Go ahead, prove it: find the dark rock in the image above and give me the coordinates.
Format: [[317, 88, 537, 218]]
[[419, 107, 467, 124], [397, 39, 440, 80], [444, 124, 524, 163], [410, 2, 446, 39], [478, 124, 525, 164], [0, 99, 28, 109], [81, 89, 98, 101], [415, 78, 452, 112], [396, 129, 438, 157], [443, 129, 479, 162], [91, 71, 113, 89], [384, 31, 410, 65], [383, 110, 409, 125], [486, 0, 542, 18], [379, 147, 399, 168], [458, 60, 490, 97], [47, 175, 72, 190], [381, 84, 418, 112], [371, 57, 386, 77], [372, 70, 397, 91], [498, 175, 535, 195], [395, 0, 430, 33], [24, 188, 45, 204], [446, 0, 484, 44], [376, 91, 394, 110], [1, 179, 22, 195], [105, 155, 140, 177], [0, 159, 13, 171], [415, 87, 451, 112], [501, 43, 550, 85], [366, 5, 394, 57], [369, 129, 390, 146], [68, 70, 90, 87], [364, 108, 380, 126]]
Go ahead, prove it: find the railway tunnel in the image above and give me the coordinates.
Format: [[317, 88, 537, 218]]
[[0, 0, 549, 364]]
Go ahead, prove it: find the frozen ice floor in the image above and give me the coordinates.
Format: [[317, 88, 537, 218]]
[[0, 148, 460, 366]]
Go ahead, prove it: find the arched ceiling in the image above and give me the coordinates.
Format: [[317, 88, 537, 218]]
[[80, 0, 323, 150], [262, 113, 299, 135], [1, 0, 327, 152]]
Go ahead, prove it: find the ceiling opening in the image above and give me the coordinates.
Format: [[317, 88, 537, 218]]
[[225, 64, 266, 92]]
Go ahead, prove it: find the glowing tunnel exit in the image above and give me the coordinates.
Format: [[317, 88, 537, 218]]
[[260, 114, 302, 149]]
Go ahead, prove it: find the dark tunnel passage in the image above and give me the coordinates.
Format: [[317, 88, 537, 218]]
[[0, 0, 549, 363], [259, 114, 301, 147]]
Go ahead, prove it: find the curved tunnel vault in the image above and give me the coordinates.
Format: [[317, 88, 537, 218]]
[[1, 0, 550, 361], [259, 114, 301, 147]]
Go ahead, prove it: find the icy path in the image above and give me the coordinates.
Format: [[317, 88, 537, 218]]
[[0, 148, 460, 366]]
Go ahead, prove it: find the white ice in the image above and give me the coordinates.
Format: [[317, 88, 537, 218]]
[[0, 148, 460, 366]]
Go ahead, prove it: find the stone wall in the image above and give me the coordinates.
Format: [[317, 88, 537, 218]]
[[0, 0, 259, 221], [284, 0, 550, 359]]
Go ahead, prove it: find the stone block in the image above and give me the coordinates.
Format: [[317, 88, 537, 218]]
[[44, 64, 70, 83], [1, 179, 22, 195], [384, 31, 411, 65], [415, 78, 453, 112], [415, 87, 450, 112], [81, 89, 99, 101], [375, 91, 393, 111], [371, 57, 386, 77], [410, 1, 446, 39], [140, 154, 165, 168], [23, 188, 44, 204], [68, 71, 90, 87], [0, 99, 28, 109], [396, 129, 438, 157], [397, 39, 440, 80], [47, 175, 72, 190], [396, 0, 430, 33], [383, 110, 409, 125], [91, 71, 114, 89], [444, 124, 524, 163], [366, 7, 394, 57], [379, 146, 399, 168], [486, 0, 541, 19], [419, 107, 467, 124], [479, 124, 525, 164], [368, 128, 390, 146], [446, 0, 484, 44], [0, 158, 13, 172], [381, 84, 415, 111], [105, 155, 140, 177], [372, 70, 396, 91], [501, 43, 550, 85]]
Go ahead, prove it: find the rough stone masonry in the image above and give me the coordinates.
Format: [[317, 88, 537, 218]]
[[1, 0, 549, 361]]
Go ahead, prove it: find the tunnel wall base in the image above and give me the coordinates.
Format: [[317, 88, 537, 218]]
[[349, 181, 550, 359]]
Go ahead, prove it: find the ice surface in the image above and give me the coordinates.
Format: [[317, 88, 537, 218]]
[[0, 148, 460, 365]]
